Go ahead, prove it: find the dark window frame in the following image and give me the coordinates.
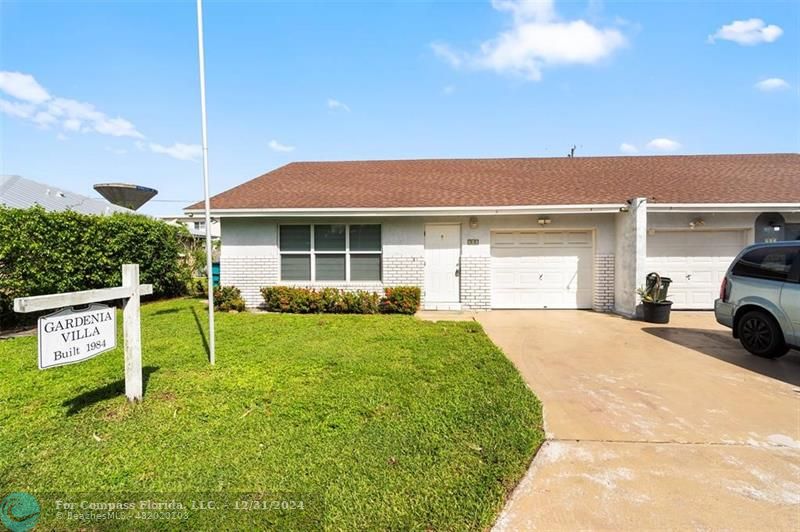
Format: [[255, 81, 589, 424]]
[[278, 224, 382, 282]]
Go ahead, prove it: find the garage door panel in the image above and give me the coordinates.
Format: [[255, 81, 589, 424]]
[[491, 230, 593, 309], [518, 232, 541, 245], [543, 232, 566, 245], [566, 231, 592, 245], [646, 230, 746, 310]]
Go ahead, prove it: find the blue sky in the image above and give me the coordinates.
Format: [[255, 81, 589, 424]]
[[1, 0, 798, 215]]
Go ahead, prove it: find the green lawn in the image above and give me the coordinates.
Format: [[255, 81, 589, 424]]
[[0, 298, 543, 530]]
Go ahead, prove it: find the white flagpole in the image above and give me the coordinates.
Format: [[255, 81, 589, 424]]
[[196, 0, 215, 364]]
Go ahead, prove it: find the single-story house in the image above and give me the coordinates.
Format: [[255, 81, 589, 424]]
[[185, 153, 800, 316], [158, 214, 221, 239], [1, 175, 132, 216]]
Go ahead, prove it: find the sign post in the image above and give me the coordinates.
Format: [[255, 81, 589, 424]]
[[14, 264, 152, 402], [122, 264, 143, 401]]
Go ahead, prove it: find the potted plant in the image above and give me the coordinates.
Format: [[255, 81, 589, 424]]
[[637, 272, 673, 324]]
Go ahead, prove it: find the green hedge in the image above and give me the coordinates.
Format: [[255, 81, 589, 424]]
[[214, 286, 246, 312], [379, 286, 422, 314], [260, 286, 421, 314], [0, 206, 191, 327]]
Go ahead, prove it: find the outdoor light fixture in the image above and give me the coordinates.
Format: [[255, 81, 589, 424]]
[[537, 217, 552, 226], [689, 218, 705, 229], [469, 216, 479, 229]]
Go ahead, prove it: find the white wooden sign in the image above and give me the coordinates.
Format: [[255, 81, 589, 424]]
[[14, 264, 152, 402], [38, 304, 116, 369]]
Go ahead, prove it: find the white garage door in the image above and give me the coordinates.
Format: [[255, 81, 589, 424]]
[[491, 230, 593, 309], [646, 230, 747, 310]]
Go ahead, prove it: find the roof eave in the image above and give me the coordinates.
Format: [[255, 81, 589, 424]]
[[648, 203, 800, 213], [182, 204, 629, 218]]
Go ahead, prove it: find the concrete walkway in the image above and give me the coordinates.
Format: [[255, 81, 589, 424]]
[[474, 310, 800, 531]]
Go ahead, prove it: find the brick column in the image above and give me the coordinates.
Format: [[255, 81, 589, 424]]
[[592, 254, 615, 312], [461, 256, 491, 310]]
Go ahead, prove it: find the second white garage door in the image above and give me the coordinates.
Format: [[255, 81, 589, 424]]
[[491, 230, 594, 309], [645, 229, 748, 310]]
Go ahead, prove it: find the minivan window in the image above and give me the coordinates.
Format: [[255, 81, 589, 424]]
[[731, 247, 799, 282]]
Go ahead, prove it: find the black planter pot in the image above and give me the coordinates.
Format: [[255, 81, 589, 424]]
[[641, 301, 673, 324]]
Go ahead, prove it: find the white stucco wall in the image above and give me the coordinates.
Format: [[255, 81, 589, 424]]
[[648, 212, 757, 239], [217, 208, 794, 311], [219, 213, 618, 310], [614, 198, 647, 317], [220, 218, 278, 257]]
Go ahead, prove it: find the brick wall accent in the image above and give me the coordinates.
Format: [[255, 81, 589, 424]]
[[461, 256, 491, 310], [593, 254, 615, 312], [220, 256, 278, 308], [383, 256, 424, 287], [384, 255, 426, 306], [222, 255, 426, 309]]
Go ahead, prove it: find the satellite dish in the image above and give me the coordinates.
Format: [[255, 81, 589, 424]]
[[94, 183, 158, 211]]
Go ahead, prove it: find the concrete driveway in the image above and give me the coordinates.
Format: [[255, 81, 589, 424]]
[[476, 311, 800, 531]]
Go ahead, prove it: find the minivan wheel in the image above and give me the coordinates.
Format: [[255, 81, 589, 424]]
[[737, 310, 789, 359]]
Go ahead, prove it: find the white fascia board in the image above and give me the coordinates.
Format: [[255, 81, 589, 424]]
[[649, 203, 800, 213], [183, 204, 626, 218]]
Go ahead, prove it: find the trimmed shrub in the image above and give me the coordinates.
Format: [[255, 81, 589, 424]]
[[260, 286, 371, 314], [380, 286, 422, 315], [0, 206, 191, 327], [261, 286, 318, 313], [189, 277, 208, 298], [214, 286, 246, 312], [260, 286, 420, 314]]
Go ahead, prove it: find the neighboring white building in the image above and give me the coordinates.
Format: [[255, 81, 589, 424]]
[[0, 175, 131, 215], [158, 215, 220, 239], [184, 154, 800, 315]]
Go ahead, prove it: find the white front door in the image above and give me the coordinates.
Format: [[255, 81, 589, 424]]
[[645, 229, 748, 310], [491, 230, 594, 309], [424, 224, 461, 305]]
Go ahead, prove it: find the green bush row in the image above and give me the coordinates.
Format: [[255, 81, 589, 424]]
[[0, 206, 191, 327], [260, 286, 421, 314], [214, 286, 246, 312]]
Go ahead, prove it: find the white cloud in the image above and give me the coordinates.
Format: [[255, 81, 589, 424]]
[[48, 97, 144, 138], [646, 138, 681, 152], [0, 98, 35, 118], [619, 142, 638, 154], [0, 71, 51, 103], [432, 0, 626, 81], [492, 0, 556, 23], [63, 118, 82, 131], [268, 139, 295, 152], [0, 71, 196, 153], [32, 111, 57, 127], [327, 98, 351, 112], [93, 116, 141, 138], [0, 71, 145, 140], [149, 142, 202, 161], [431, 42, 465, 68], [708, 18, 783, 45], [755, 77, 790, 92]]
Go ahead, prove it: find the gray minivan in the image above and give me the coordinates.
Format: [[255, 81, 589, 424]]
[[715, 242, 799, 358]]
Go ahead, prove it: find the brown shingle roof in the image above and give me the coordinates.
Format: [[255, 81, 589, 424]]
[[187, 153, 800, 210]]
